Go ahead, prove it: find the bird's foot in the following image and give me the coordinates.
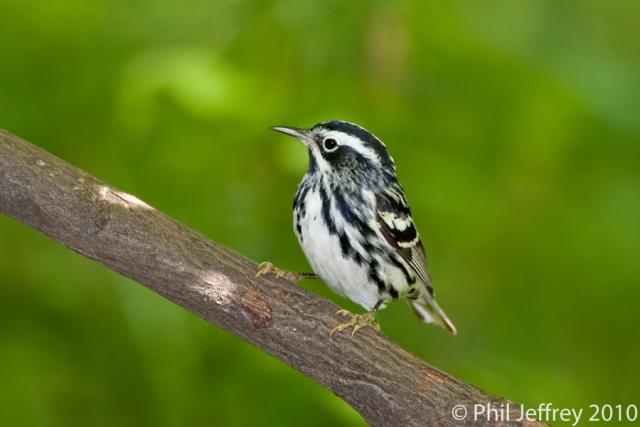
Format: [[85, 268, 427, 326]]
[[329, 309, 380, 337], [255, 261, 316, 282]]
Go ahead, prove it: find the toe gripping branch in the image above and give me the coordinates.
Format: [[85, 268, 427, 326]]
[[329, 309, 380, 337], [255, 261, 317, 282]]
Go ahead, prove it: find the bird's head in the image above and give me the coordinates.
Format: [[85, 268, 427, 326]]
[[272, 120, 396, 184]]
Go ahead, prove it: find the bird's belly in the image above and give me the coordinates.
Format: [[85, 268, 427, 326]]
[[295, 213, 380, 310]]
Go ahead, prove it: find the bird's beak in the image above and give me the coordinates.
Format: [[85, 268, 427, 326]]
[[271, 126, 313, 146]]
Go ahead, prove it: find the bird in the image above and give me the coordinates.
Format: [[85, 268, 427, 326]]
[[257, 120, 456, 337]]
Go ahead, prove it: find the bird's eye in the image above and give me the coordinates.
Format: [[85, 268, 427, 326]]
[[323, 138, 338, 152]]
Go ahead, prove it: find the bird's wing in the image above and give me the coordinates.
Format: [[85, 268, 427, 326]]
[[375, 190, 433, 293]]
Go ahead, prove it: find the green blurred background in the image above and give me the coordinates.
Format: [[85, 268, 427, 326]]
[[1, 0, 639, 426]]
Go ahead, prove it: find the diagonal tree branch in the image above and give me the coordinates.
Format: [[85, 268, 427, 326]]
[[0, 129, 545, 427]]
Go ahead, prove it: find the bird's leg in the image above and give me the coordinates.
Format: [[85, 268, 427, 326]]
[[255, 261, 318, 282], [329, 301, 383, 337]]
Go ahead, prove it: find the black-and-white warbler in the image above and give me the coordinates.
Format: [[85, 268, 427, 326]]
[[258, 120, 456, 336]]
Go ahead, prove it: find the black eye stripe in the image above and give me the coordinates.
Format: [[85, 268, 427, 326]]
[[314, 121, 395, 169]]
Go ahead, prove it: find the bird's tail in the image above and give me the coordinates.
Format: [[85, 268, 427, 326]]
[[409, 295, 457, 335]]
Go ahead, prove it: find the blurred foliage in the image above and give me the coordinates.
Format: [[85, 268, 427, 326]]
[[1, 0, 639, 426]]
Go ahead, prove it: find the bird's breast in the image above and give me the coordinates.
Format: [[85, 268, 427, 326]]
[[293, 185, 382, 310]]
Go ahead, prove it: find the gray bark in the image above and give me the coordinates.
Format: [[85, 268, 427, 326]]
[[0, 129, 546, 427]]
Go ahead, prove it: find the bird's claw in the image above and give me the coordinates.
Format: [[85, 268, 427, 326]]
[[329, 310, 380, 337], [255, 261, 301, 281]]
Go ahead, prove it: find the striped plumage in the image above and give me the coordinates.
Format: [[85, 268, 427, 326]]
[[274, 120, 456, 335]]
